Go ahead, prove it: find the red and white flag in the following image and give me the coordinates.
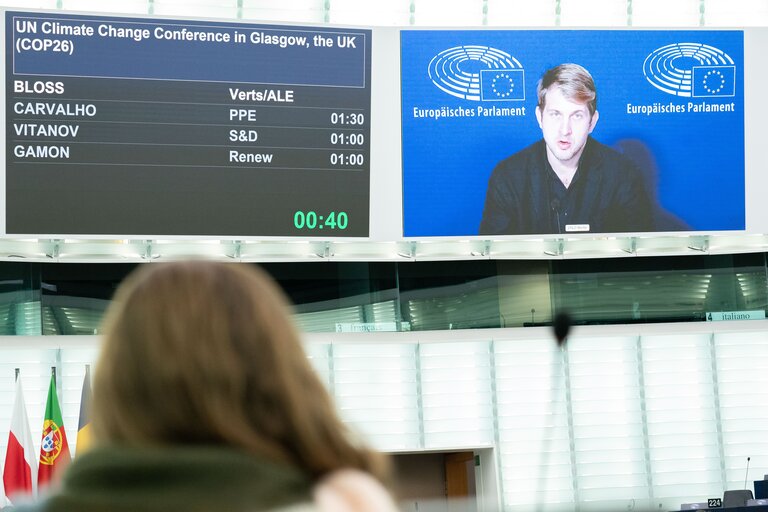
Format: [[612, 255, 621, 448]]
[[3, 377, 37, 504]]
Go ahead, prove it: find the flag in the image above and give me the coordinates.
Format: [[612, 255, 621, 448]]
[[692, 65, 736, 97], [38, 373, 70, 487], [480, 69, 526, 101], [3, 376, 37, 503], [75, 366, 93, 455]]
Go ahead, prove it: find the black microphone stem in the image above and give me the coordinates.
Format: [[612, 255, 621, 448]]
[[745, 456, 751, 490], [535, 314, 572, 512]]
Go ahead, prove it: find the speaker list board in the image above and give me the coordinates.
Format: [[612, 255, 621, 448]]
[[6, 11, 371, 237]]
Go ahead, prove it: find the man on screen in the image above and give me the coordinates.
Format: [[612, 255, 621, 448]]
[[479, 63, 656, 235]]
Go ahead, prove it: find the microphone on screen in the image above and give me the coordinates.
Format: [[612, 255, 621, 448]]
[[550, 198, 562, 234], [553, 312, 571, 347]]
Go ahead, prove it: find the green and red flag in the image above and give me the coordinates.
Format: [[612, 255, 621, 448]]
[[38, 372, 71, 487]]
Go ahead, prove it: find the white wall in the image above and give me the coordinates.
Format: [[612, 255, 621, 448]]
[[2, 321, 768, 511]]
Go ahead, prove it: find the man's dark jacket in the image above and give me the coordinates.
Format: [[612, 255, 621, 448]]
[[479, 137, 655, 235]]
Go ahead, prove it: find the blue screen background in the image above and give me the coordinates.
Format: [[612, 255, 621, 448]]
[[401, 30, 745, 237]]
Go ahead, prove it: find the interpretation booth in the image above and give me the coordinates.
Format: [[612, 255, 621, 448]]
[[2, 1, 768, 511]]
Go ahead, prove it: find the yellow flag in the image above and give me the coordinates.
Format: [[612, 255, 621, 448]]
[[76, 366, 93, 455]]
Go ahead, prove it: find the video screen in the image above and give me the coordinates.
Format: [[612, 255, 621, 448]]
[[401, 30, 744, 237]]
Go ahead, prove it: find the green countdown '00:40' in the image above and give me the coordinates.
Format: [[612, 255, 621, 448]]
[[293, 211, 349, 230]]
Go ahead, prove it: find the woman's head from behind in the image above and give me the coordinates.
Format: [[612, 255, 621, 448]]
[[92, 261, 385, 480]]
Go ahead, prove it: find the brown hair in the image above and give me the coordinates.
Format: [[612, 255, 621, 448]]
[[92, 260, 389, 482], [536, 63, 597, 116]]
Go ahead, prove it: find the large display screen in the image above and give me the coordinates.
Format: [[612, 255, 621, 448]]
[[6, 11, 371, 236], [401, 30, 745, 237]]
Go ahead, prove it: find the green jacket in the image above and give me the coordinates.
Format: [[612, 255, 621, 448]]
[[12, 445, 315, 512]]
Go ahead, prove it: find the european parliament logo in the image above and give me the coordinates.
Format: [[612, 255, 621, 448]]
[[643, 42, 736, 98], [428, 45, 524, 101]]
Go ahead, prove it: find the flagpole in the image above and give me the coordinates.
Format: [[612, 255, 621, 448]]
[[51, 366, 56, 385], [14, 367, 19, 382]]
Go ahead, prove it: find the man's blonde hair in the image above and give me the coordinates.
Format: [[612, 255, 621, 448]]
[[536, 63, 597, 115]]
